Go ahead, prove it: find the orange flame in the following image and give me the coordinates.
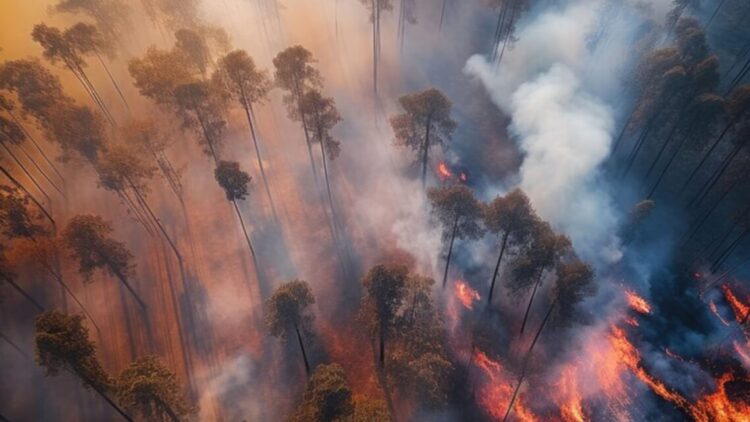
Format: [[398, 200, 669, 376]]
[[721, 285, 749, 323], [625, 290, 651, 315], [473, 350, 537, 421], [437, 162, 452, 180], [455, 280, 480, 310], [557, 366, 586, 422], [709, 301, 730, 326]]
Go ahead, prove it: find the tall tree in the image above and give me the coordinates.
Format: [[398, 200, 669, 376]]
[[273, 46, 323, 182], [0, 59, 72, 128], [483, 189, 537, 305], [34, 310, 133, 421], [291, 363, 354, 422], [0, 95, 63, 197], [214, 160, 258, 267], [63, 22, 130, 110], [213, 50, 276, 219], [63, 214, 146, 311], [487, 0, 530, 64], [97, 144, 182, 261], [300, 89, 343, 223], [264, 279, 316, 374], [390, 88, 456, 188], [51, 0, 130, 42], [359, 264, 408, 368], [502, 260, 595, 422], [508, 220, 571, 335], [31, 23, 115, 124], [121, 119, 183, 201], [128, 47, 199, 108], [427, 185, 484, 289], [115, 355, 193, 422], [173, 81, 227, 164], [357, 0, 393, 92]]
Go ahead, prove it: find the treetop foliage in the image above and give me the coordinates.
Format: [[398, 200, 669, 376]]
[[35, 310, 112, 391], [214, 160, 251, 201], [214, 49, 272, 108], [63, 214, 134, 282], [300, 89, 342, 160], [427, 185, 484, 241], [115, 355, 193, 421], [292, 363, 354, 422], [264, 279, 316, 338], [390, 88, 456, 153], [0, 186, 48, 239]]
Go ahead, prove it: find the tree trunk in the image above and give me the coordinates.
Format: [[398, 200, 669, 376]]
[[112, 269, 147, 312], [421, 115, 433, 188], [2, 275, 44, 311], [0, 165, 55, 229], [128, 180, 182, 263], [681, 178, 739, 245], [83, 376, 134, 422], [295, 325, 311, 374], [95, 52, 130, 112], [194, 111, 220, 166], [155, 397, 181, 422], [487, 231, 509, 304], [319, 135, 338, 226], [502, 298, 557, 422], [14, 143, 64, 197], [6, 110, 64, 183], [642, 110, 685, 182], [442, 214, 459, 289], [231, 199, 259, 272], [0, 141, 51, 201], [678, 113, 741, 196], [0, 331, 30, 360], [520, 269, 544, 335], [689, 139, 746, 208], [439, 0, 448, 30], [706, 0, 728, 29], [44, 262, 101, 333], [294, 80, 320, 185], [711, 229, 749, 272], [372, 0, 378, 93], [647, 125, 694, 198], [379, 328, 386, 369], [244, 102, 278, 221]]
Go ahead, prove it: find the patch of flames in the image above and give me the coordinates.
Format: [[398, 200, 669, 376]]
[[455, 280, 480, 310], [625, 290, 651, 315]]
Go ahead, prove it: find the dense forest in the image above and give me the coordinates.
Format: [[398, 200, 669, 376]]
[[0, 0, 749, 420]]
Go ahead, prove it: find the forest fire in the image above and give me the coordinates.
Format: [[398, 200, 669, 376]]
[[721, 285, 749, 322], [472, 350, 536, 422], [454, 280, 480, 310], [1, 0, 749, 420], [625, 290, 652, 315], [437, 162, 453, 180]]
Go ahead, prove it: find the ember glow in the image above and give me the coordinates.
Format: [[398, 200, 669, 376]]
[[437, 161, 453, 180], [454, 280, 480, 310], [625, 290, 652, 315], [721, 285, 749, 323]]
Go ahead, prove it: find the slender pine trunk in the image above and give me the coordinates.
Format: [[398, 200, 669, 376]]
[[95, 52, 130, 112], [487, 232, 509, 304], [112, 269, 147, 312], [711, 229, 749, 272], [319, 136, 337, 226], [295, 324, 311, 374], [421, 115, 433, 188], [379, 327, 386, 369], [244, 102, 278, 221], [689, 139, 746, 208], [0, 165, 55, 229], [127, 180, 182, 263], [520, 269, 544, 335], [442, 214, 459, 289], [43, 260, 101, 333], [681, 178, 738, 245], [678, 114, 742, 196], [294, 82, 320, 185], [502, 298, 557, 422], [0, 141, 51, 201], [2, 275, 44, 311], [14, 143, 64, 196], [82, 376, 134, 422], [232, 199, 259, 271], [6, 110, 64, 183], [439, 0, 448, 30], [647, 125, 694, 198]]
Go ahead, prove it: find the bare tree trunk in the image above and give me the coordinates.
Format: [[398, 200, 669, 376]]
[[2, 275, 44, 311], [155, 397, 181, 422], [442, 214, 459, 289], [421, 115, 433, 188], [6, 110, 64, 183], [379, 327, 386, 369], [127, 180, 183, 263], [13, 143, 64, 197], [0, 141, 51, 201], [711, 229, 749, 272], [688, 139, 746, 208], [41, 258, 101, 333], [231, 199, 259, 272], [0, 165, 55, 229], [502, 298, 557, 422], [681, 178, 739, 245], [520, 269, 544, 335], [95, 52, 130, 112], [319, 136, 338, 226], [244, 102, 278, 221], [293, 81, 321, 185], [678, 113, 742, 196], [705, 0, 728, 29], [112, 269, 147, 312], [488, 232, 509, 304], [439, 0, 448, 30], [82, 375, 134, 422], [295, 324, 311, 375]]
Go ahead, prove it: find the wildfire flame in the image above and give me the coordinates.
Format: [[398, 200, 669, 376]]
[[625, 290, 652, 315], [455, 280, 480, 310], [473, 350, 537, 422], [721, 285, 749, 323], [437, 162, 452, 180], [557, 366, 586, 422], [709, 301, 731, 326]]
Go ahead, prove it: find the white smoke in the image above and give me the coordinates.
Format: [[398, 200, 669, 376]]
[[463, 0, 666, 265]]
